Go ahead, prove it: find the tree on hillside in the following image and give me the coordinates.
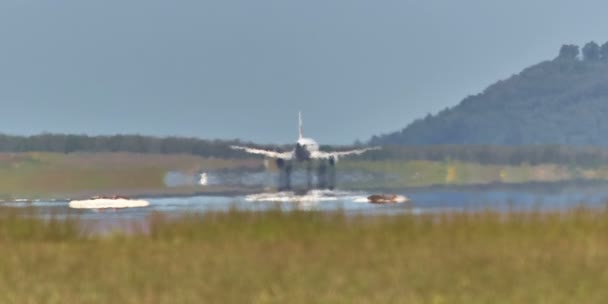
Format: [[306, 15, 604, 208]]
[[557, 44, 580, 60], [600, 42, 608, 61], [370, 42, 608, 146], [583, 41, 600, 61]]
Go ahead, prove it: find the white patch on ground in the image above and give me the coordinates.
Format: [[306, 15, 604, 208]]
[[69, 198, 150, 209], [199, 173, 208, 185], [245, 189, 369, 203], [353, 197, 371, 203]]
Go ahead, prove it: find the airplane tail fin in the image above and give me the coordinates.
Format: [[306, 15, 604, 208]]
[[298, 111, 303, 139]]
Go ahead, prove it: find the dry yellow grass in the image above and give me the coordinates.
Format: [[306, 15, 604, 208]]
[[1, 207, 608, 303]]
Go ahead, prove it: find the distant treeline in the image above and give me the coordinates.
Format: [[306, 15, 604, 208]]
[[355, 145, 608, 167], [2, 134, 608, 167], [0, 134, 253, 158]]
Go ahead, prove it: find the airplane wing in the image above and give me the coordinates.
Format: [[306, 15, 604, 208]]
[[310, 147, 381, 160], [230, 145, 293, 159]]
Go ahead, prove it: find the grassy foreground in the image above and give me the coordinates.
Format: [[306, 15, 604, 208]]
[[2, 208, 608, 303]]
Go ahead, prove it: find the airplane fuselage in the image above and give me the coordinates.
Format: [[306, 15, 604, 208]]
[[230, 111, 378, 164], [294, 137, 319, 161], [229, 112, 379, 190]]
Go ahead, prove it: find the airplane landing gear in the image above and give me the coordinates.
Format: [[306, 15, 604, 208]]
[[306, 160, 313, 189], [274, 158, 337, 191], [276, 159, 293, 191], [328, 157, 336, 190], [317, 161, 327, 189]]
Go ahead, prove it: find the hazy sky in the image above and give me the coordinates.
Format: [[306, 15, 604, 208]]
[[1, 0, 607, 144]]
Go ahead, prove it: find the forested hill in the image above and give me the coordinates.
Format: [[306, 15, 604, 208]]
[[371, 42, 608, 146]]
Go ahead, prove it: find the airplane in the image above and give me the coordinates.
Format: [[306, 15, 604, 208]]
[[231, 112, 379, 189]]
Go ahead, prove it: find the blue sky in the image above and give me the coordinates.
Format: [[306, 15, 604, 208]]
[[1, 0, 607, 144]]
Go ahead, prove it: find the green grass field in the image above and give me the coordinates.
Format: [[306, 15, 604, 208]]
[[2, 207, 608, 303], [0, 153, 261, 199], [340, 159, 608, 188], [4, 152, 608, 199]]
